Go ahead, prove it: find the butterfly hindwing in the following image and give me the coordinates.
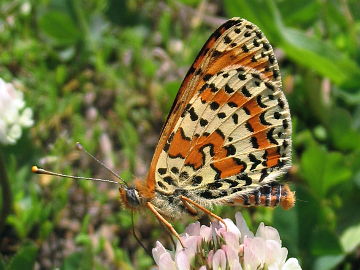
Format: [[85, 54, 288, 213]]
[[149, 18, 291, 205]]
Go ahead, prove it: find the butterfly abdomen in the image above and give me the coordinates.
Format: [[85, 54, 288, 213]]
[[226, 182, 295, 210]]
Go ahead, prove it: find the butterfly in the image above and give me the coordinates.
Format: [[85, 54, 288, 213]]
[[33, 17, 294, 248], [119, 17, 294, 246]]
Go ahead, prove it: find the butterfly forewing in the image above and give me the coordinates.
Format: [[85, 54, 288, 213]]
[[147, 18, 291, 206]]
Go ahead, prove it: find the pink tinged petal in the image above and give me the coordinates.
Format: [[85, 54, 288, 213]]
[[212, 249, 227, 270], [152, 243, 176, 270], [200, 225, 212, 241], [222, 231, 241, 251], [235, 212, 254, 242], [182, 236, 202, 261], [158, 253, 177, 270], [207, 250, 214, 266], [280, 247, 289, 265], [152, 241, 168, 265], [199, 266, 207, 270], [282, 258, 302, 270], [175, 250, 190, 270], [218, 218, 241, 239], [265, 240, 283, 266], [243, 237, 266, 270], [256, 223, 281, 244], [185, 221, 201, 236], [222, 245, 242, 270]]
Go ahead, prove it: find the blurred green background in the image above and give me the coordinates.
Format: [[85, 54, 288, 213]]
[[1, 0, 360, 269]]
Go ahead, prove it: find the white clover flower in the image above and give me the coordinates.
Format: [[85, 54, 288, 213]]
[[152, 212, 302, 270], [0, 78, 33, 145]]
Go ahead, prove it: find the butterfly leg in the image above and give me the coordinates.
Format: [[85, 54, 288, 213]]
[[180, 196, 227, 230], [145, 202, 185, 248]]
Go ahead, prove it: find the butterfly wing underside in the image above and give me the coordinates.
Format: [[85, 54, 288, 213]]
[[146, 18, 292, 206]]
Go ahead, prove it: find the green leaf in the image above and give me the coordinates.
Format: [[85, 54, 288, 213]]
[[300, 142, 351, 198], [280, 28, 360, 87], [274, 205, 299, 257], [224, 0, 283, 42], [39, 11, 81, 45], [7, 243, 38, 270], [0, 257, 5, 270], [311, 228, 343, 255], [340, 224, 360, 253], [60, 251, 93, 270], [313, 254, 345, 270], [326, 107, 360, 151], [225, 0, 360, 87]]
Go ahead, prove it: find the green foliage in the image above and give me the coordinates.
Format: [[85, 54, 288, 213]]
[[0, 0, 360, 269], [4, 243, 38, 270]]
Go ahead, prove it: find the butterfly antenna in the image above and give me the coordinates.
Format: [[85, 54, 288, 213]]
[[76, 142, 128, 187], [31, 166, 121, 185]]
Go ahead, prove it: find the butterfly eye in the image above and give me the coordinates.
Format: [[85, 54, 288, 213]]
[[125, 188, 141, 207]]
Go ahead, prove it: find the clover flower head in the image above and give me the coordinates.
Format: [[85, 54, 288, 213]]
[[152, 212, 301, 270], [0, 78, 33, 145]]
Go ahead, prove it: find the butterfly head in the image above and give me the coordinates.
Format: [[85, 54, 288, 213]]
[[119, 186, 143, 209]]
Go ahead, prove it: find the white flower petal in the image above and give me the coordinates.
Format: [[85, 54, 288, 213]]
[[235, 212, 254, 242], [200, 224, 212, 241], [0, 78, 33, 145], [256, 223, 281, 244], [7, 125, 21, 144], [265, 240, 283, 266], [185, 221, 200, 236], [222, 231, 240, 251], [243, 237, 265, 270], [152, 241, 169, 265], [282, 258, 302, 270], [159, 253, 177, 270], [175, 250, 190, 270], [182, 236, 202, 260], [19, 108, 34, 127], [222, 245, 242, 270], [212, 249, 227, 270], [219, 218, 241, 239]]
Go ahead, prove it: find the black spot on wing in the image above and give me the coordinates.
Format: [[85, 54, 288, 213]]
[[259, 112, 272, 125], [157, 168, 167, 175], [163, 176, 176, 186], [189, 107, 199, 121], [207, 182, 222, 189], [215, 128, 225, 139], [248, 153, 261, 171], [203, 74, 212, 81], [192, 176, 203, 186], [241, 86, 251, 97], [250, 136, 259, 148], [257, 95, 267, 108], [224, 35, 232, 44], [232, 113, 239, 124], [210, 101, 220, 110], [158, 181, 167, 189], [228, 102, 238, 108], [171, 167, 179, 174], [200, 118, 208, 126], [241, 44, 249, 52], [267, 128, 278, 145], [225, 84, 234, 94], [179, 171, 189, 181], [225, 144, 236, 156]]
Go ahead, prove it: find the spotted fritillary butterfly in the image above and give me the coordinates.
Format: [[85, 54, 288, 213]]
[[119, 17, 295, 245], [33, 17, 295, 247]]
